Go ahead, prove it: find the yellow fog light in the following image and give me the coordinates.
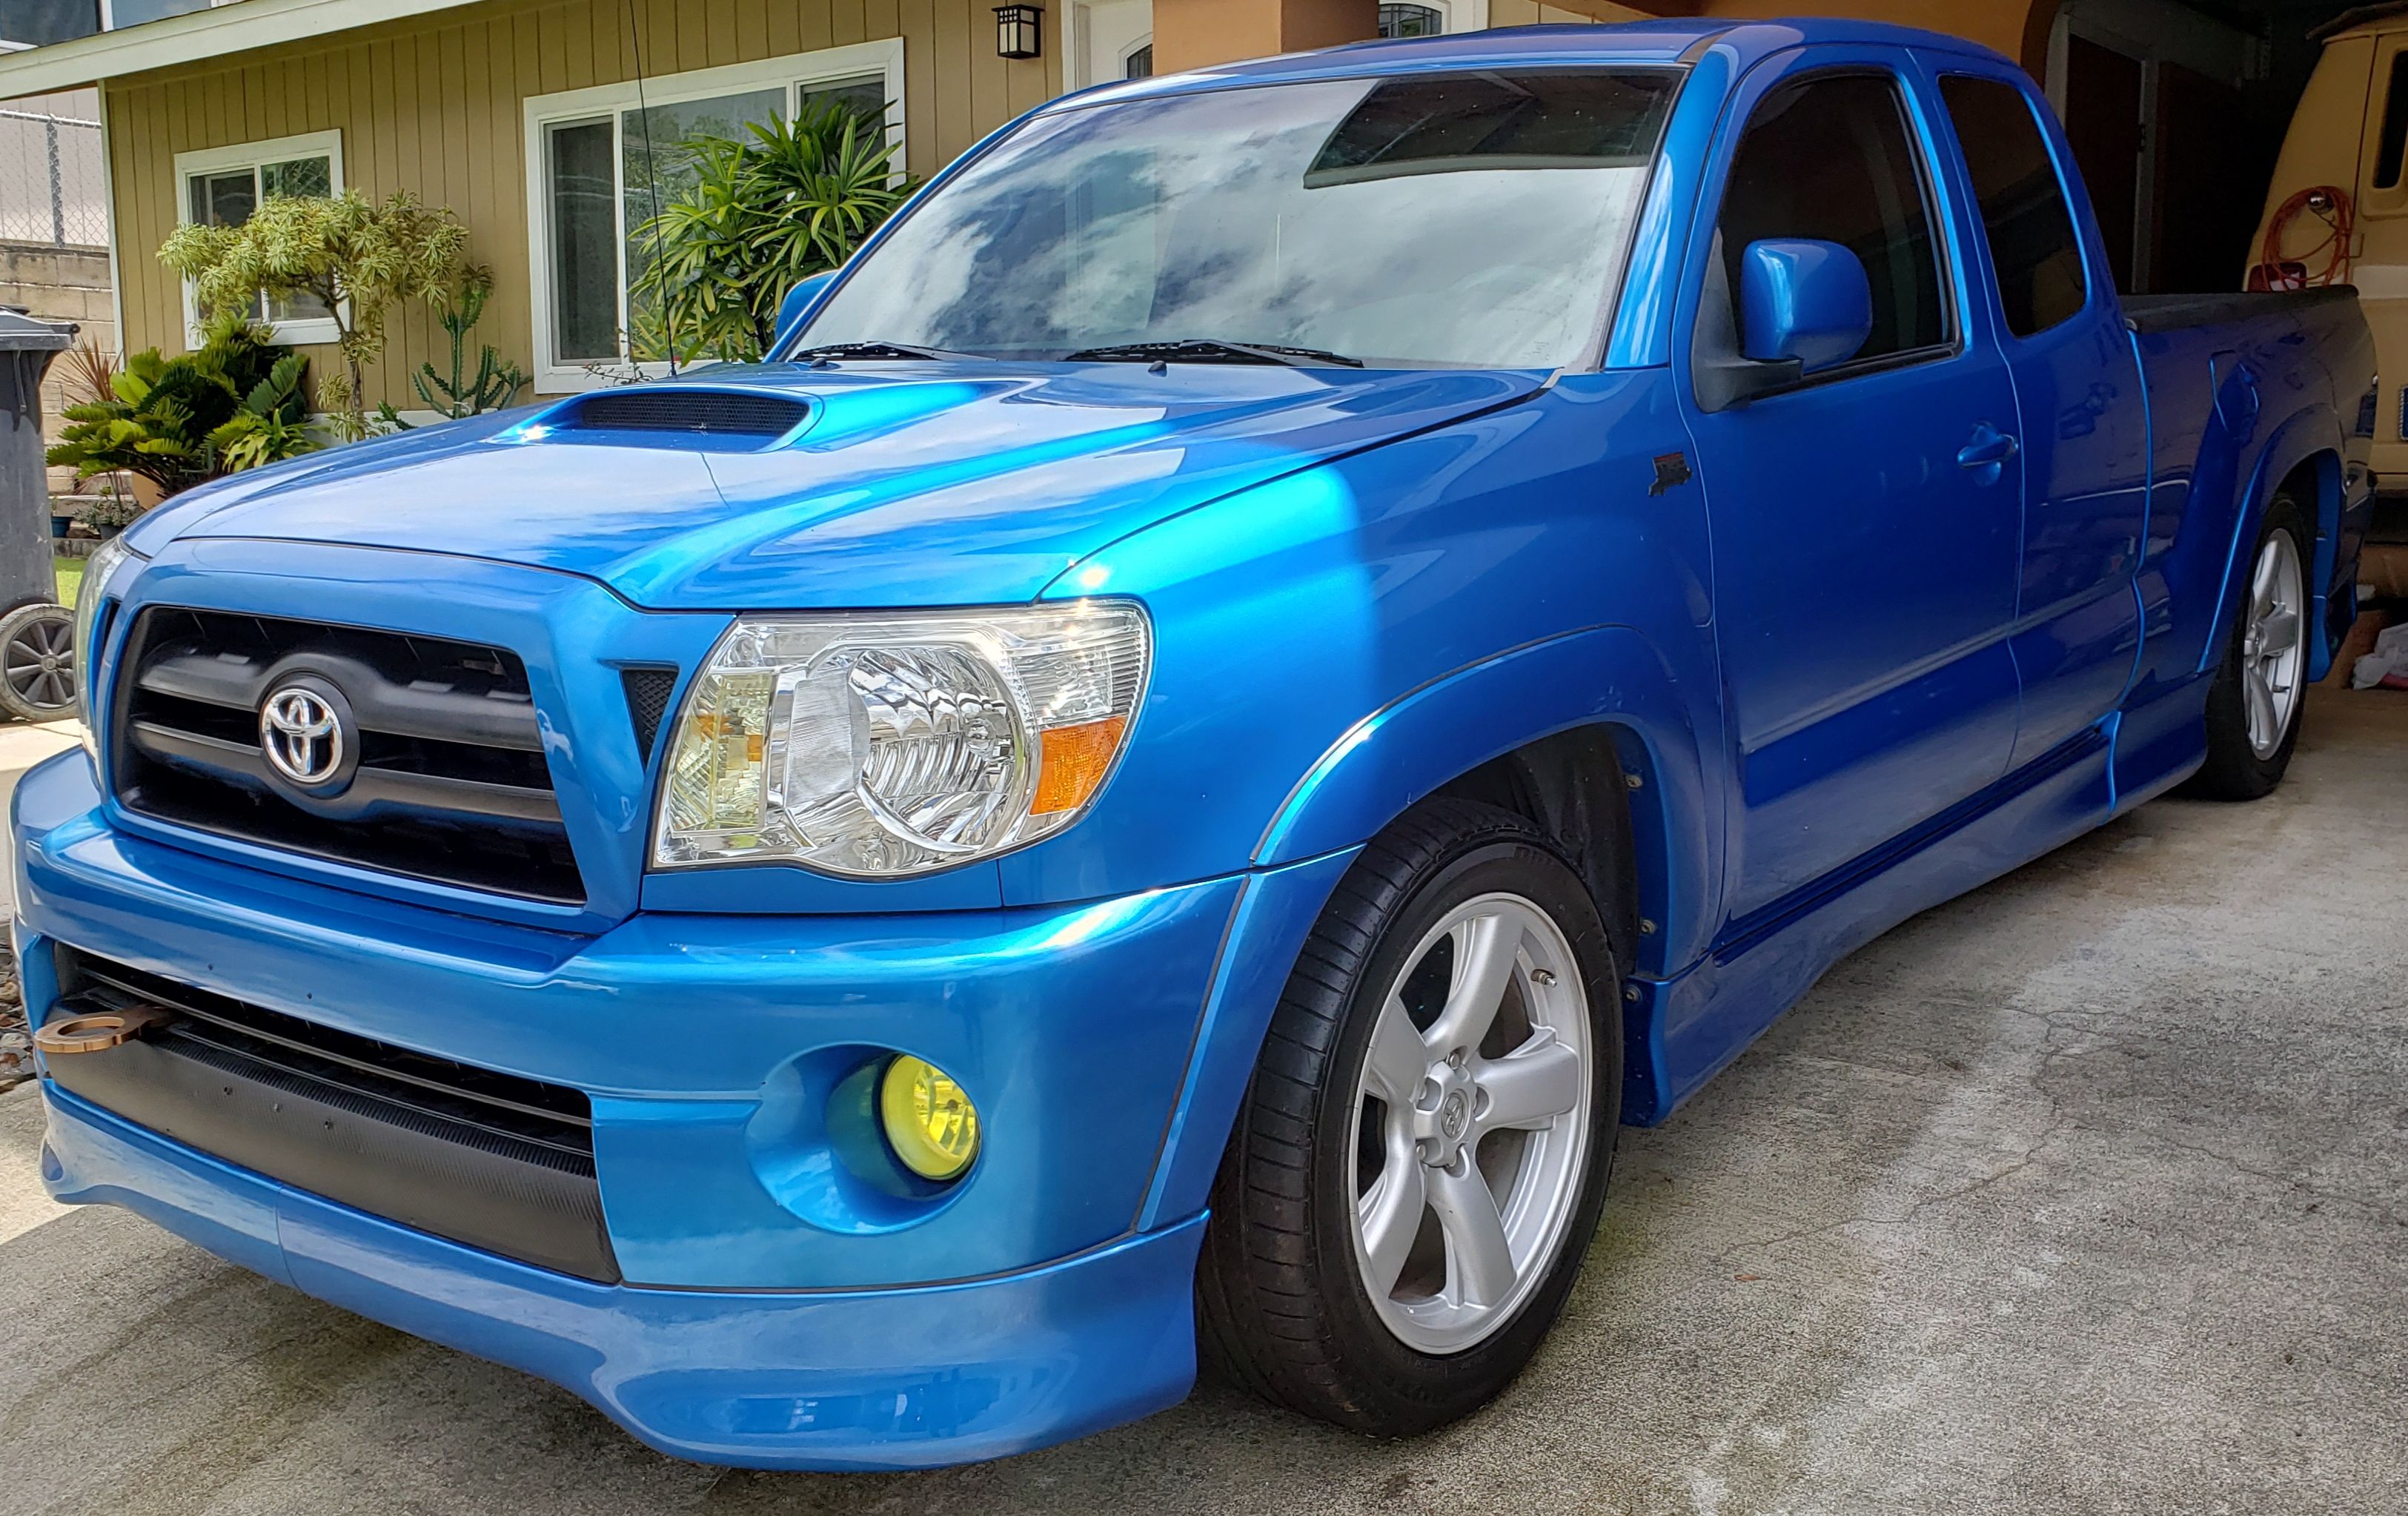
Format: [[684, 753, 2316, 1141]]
[[879, 1055, 980, 1181]]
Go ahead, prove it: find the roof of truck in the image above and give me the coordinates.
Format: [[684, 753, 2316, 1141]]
[[1055, 19, 2017, 112]]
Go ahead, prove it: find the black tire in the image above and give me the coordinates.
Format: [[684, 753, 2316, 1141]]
[[0, 602, 76, 724], [1196, 797, 1626, 1435], [2186, 497, 2309, 801]]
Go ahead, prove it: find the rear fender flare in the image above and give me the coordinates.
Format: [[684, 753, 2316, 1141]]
[[2202, 401, 2344, 681]]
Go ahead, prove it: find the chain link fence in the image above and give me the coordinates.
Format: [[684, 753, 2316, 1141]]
[[0, 105, 106, 248]]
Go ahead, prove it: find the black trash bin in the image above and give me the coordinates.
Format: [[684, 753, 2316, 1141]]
[[0, 308, 82, 722]]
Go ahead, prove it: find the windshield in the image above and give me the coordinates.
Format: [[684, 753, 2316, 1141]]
[[795, 68, 1679, 370]]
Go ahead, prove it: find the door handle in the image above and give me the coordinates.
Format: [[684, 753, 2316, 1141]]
[[1957, 423, 2020, 469]]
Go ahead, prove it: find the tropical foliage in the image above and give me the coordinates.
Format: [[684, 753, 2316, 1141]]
[[44, 315, 316, 496], [159, 190, 474, 440], [58, 340, 119, 407], [210, 351, 316, 472], [629, 102, 909, 363]]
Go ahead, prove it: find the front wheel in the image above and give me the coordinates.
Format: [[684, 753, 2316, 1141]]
[[1197, 798, 1625, 1435], [2188, 499, 2309, 800]]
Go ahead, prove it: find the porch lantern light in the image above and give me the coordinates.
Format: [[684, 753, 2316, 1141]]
[[995, 4, 1042, 59]]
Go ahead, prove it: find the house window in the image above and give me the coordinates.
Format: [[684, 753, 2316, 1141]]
[[525, 40, 906, 390], [1124, 42, 1152, 79], [107, 0, 212, 27], [1378, 4, 1444, 38], [171, 130, 344, 346]]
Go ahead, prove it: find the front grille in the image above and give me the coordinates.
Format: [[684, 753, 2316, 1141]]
[[49, 948, 617, 1281], [110, 608, 583, 904]]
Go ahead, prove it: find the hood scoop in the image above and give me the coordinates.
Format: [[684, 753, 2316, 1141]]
[[528, 388, 815, 449]]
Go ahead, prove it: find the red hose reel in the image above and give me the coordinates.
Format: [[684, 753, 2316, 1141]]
[[2250, 185, 2357, 291]]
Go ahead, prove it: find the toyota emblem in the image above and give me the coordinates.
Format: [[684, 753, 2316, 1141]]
[[259, 684, 345, 787]]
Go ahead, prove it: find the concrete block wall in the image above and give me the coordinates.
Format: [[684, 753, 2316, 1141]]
[[0, 242, 113, 497]]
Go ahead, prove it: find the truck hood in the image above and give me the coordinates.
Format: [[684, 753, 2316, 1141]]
[[135, 363, 1545, 609]]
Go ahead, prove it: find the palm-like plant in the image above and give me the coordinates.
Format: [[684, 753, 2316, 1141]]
[[208, 351, 319, 472], [631, 102, 910, 363], [44, 314, 299, 496]]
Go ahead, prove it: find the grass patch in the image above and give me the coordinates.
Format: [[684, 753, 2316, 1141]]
[[54, 555, 82, 609]]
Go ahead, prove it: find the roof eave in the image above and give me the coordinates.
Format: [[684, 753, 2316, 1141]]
[[0, 0, 486, 96]]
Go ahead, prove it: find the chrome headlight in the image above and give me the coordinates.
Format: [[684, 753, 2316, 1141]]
[[72, 534, 142, 731], [653, 600, 1150, 876]]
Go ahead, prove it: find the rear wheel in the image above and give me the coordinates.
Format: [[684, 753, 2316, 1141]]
[[1197, 798, 1625, 1434], [2188, 499, 2308, 800]]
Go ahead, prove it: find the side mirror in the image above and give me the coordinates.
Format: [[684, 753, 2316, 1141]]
[[770, 271, 840, 356], [1692, 238, 1875, 414], [1739, 238, 1872, 373]]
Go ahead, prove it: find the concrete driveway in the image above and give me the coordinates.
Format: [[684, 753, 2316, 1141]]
[[2, 692, 2404, 1515]]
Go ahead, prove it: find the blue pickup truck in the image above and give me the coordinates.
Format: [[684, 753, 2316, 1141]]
[[17, 17, 2374, 1471]]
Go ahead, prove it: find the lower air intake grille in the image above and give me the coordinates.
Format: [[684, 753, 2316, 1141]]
[[47, 948, 617, 1282], [110, 608, 583, 904], [621, 666, 678, 761]]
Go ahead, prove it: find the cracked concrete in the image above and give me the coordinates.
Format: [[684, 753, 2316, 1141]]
[[1, 689, 2403, 1515]]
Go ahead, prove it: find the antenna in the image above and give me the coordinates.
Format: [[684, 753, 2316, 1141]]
[[626, 0, 681, 377]]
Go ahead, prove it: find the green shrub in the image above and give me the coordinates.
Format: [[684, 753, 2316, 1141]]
[[630, 102, 910, 363], [45, 315, 314, 497], [159, 190, 474, 440]]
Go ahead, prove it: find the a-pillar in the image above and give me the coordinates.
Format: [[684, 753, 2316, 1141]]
[[1151, 0, 1380, 73]]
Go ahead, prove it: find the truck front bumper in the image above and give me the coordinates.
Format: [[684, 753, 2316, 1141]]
[[13, 749, 1352, 1469], [39, 1084, 1207, 1469]]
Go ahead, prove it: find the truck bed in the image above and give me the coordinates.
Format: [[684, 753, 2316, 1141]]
[[2120, 285, 2363, 334]]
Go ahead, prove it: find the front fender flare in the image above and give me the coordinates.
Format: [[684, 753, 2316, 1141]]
[[1252, 624, 1720, 980], [1138, 627, 1722, 1228]]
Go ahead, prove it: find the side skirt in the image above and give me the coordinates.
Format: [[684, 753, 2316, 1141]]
[[1621, 721, 2121, 1126]]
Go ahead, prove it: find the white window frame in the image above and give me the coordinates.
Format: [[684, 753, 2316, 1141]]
[[523, 39, 906, 393], [172, 128, 346, 348]]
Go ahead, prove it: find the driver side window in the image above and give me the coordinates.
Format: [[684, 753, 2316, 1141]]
[[1716, 72, 1951, 365]]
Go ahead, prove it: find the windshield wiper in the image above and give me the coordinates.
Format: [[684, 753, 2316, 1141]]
[[787, 340, 989, 363], [1065, 337, 1364, 368]]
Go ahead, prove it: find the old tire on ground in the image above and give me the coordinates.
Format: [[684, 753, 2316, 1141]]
[[0, 603, 76, 724], [1196, 797, 1625, 1435], [2187, 497, 2309, 801]]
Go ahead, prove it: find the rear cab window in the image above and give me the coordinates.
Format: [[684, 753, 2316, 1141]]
[[1940, 74, 2090, 338]]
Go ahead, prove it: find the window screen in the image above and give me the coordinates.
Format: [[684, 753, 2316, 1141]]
[[547, 119, 619, 364], [1716, 73, 1948, 363], [1942, 75, 2087, 337]]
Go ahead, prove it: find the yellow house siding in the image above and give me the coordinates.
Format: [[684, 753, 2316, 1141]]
[[105, 0, 1058, 401]]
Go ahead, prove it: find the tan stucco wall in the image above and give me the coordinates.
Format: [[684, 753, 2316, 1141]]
[[103, 0, 1060, 403], [1155, 0, 1379, 70]]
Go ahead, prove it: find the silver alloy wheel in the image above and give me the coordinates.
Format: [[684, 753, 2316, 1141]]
[[1347, 891, 1591, 1355], [0, 606, 76, 717], [2241, 531, 2305, 760]]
